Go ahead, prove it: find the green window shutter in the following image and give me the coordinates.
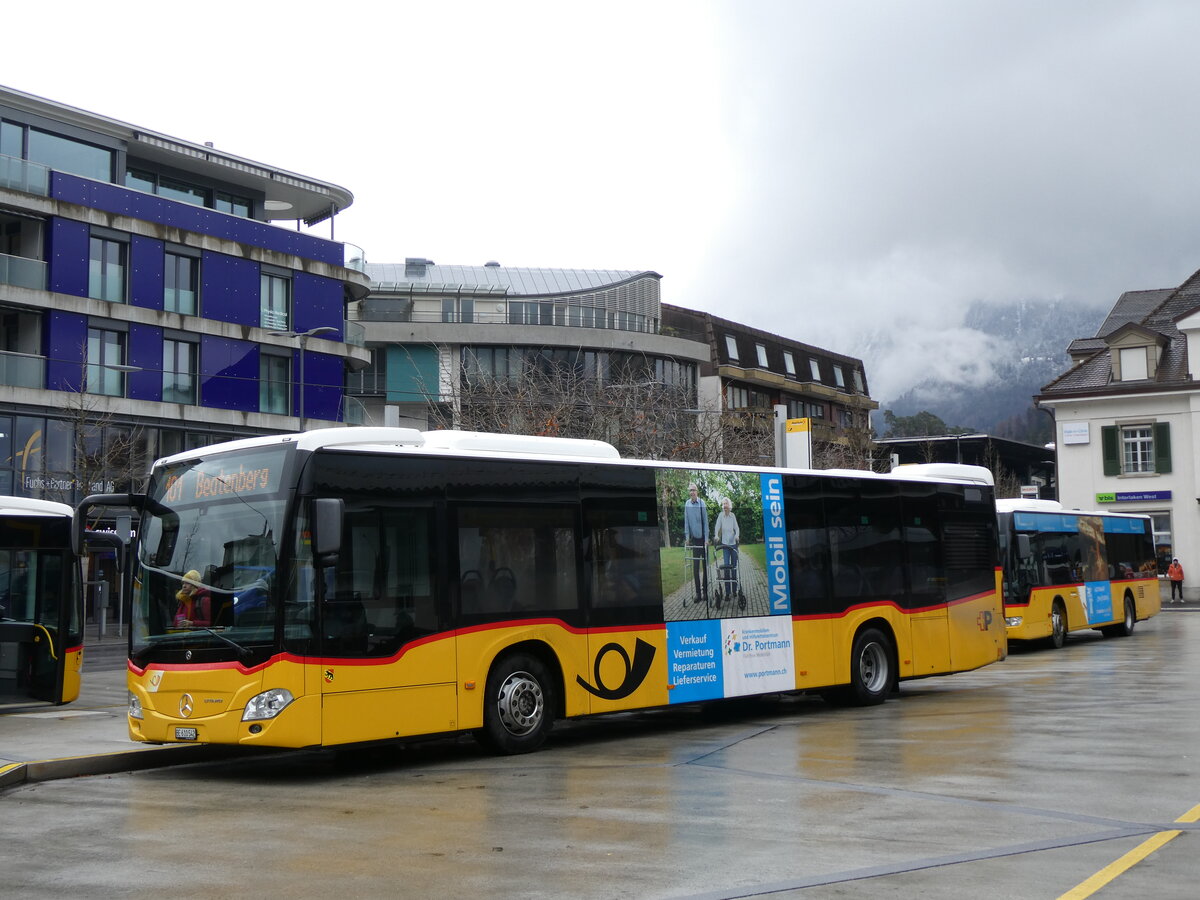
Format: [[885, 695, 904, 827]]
[[1154, 422, 1172, 474], [1101, 425, 1120, 476]]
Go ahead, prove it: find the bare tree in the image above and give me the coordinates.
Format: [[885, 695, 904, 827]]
[[422, 349, 718, 462], [982, 439, 1023, 499], [40, 362, 149, 510]]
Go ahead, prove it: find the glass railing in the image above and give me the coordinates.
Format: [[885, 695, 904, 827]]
[[343, 320, 365, 347], [0, 154, 50, 195], [342, 394, 368, 425], [0, 252, 47, 290], [0, 351, 45, 388], [344, 243, 367, 273]]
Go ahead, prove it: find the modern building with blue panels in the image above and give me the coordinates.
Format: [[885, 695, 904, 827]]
[[0, 85, 370, 503]]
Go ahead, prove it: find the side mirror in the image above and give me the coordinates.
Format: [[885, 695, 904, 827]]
[[1017, 534, 1031, 560], [312, 498, 344, 565]]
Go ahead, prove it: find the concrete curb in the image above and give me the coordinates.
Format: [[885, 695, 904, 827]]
[[0, 745, 258, 792]]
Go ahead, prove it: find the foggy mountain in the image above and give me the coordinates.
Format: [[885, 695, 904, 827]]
[[873, 299, 1103, 443]]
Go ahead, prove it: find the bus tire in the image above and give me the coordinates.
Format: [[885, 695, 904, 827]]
[[824, 628, 893, 707], [476, 653, 555, 755], [1102, 596, 1136, 638], [1047, 600, 1067, 649]]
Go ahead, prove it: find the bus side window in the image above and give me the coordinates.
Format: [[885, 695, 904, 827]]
[[455, 505, 580, 618], [324, 505, 437, 657]]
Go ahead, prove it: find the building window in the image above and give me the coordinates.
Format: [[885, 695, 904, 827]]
[[1122, 426, 1154, 473], [441, 298, 474, 323], [726, 385, 749, 409], [725, 335, 739, 361], [1102, 423, 1171, 476], [88, 236, 126, 303], [832, 364, 846, 388], [853, 368, 864, 393], [808, 358, 821, 380], [26, 128, 113, 181], [260, 272, 290, 330], [164, 251, 198, 315], [260, 353, 290, 414], [755, 343, 768, 367], [86, 327, 125, 396], [162, 339, 196, 405], [158, 176, 207, 207], [783, 351, 796, 376], [1118, 347, 1149, 381], [214, 191, 252, 217], [1151, 512, 1173, 573]]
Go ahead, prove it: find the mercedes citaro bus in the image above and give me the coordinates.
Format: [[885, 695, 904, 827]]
[[76, 429, 1006, 754]]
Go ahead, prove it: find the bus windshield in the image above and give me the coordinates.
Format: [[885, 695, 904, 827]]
[[132, 446, 293, 662]]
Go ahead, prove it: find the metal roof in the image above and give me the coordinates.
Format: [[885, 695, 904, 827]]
[[365, 261, 657, 296]]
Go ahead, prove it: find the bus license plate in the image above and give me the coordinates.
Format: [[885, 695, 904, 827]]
[[175, 727, 198, 741]]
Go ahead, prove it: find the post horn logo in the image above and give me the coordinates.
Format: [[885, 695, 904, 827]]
[[577, 638, 656, 700]]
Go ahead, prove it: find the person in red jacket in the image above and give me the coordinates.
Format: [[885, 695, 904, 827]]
[[1168, 558, 1185, 603], [173, 569, 212, 627]]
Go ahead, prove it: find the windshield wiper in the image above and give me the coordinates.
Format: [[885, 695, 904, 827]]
[[131, 628, 255, 665], [192, 627, 255, 664]]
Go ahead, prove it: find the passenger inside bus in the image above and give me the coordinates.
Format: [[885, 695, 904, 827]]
[[173, 570, 211, 628]]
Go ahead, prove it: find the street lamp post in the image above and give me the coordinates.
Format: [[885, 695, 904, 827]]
[[269, 326, 337, 430]]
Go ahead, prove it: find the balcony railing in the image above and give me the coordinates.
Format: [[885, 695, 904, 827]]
[[343, 320, 365, 347], [0, 154, 50, 196], [0, 252, 47, 290], [344, 243, 367, 273], [0, 350, 45, 388], [342, 394, 369, 425]]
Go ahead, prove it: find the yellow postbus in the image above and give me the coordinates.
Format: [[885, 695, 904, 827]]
[[77, 429, 1005, 754], [997, 499, 1160, 648], [0, 496, 83, 706]]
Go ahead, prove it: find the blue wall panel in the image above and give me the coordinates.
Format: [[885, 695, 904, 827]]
[[202, 253, 259, 327], [386, 344, 439, 402], [47, 218, 89, 297], [302, 352, 344, 422], [292, 273, 344, 338], [44, 311, 87, 391], [200, 335, 257, 411], [127, 324, 163, 402], [130, 235, 165, 310], [50, 173, 344, 266]]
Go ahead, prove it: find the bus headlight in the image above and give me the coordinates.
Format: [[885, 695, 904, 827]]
[[1005, 617, 1023, 627], [242, 688, 294, 721], [128, 691, 144, 720]]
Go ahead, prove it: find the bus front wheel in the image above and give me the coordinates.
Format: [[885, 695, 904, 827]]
[[1047, 600, 1067, 649], [477, 653, 555, 755], [824, 628, 893, 707]]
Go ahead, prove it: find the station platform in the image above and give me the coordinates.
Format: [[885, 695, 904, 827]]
[[0, 637, 246, 792]]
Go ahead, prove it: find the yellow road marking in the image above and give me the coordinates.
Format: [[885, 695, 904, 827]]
[[1058, 802, 1200, 899]]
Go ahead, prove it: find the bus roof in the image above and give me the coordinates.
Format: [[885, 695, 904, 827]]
[[0, 495, 73, 518], [153, 428, 994, 489], [995, 498, 1150, 520]]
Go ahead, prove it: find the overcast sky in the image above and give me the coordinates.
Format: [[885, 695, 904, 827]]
[[7, 0, 1200, 401]]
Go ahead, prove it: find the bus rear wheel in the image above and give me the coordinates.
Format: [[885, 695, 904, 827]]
[[1102, 597, 1136, 638], [824, 628, 893, 707], [476, 653, 555, 755]]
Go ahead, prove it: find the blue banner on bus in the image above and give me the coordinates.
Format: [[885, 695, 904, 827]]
[[760, 473, 791, 615], [1102, 517, 1148, 534], [1012, 512, 1079, 533]]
